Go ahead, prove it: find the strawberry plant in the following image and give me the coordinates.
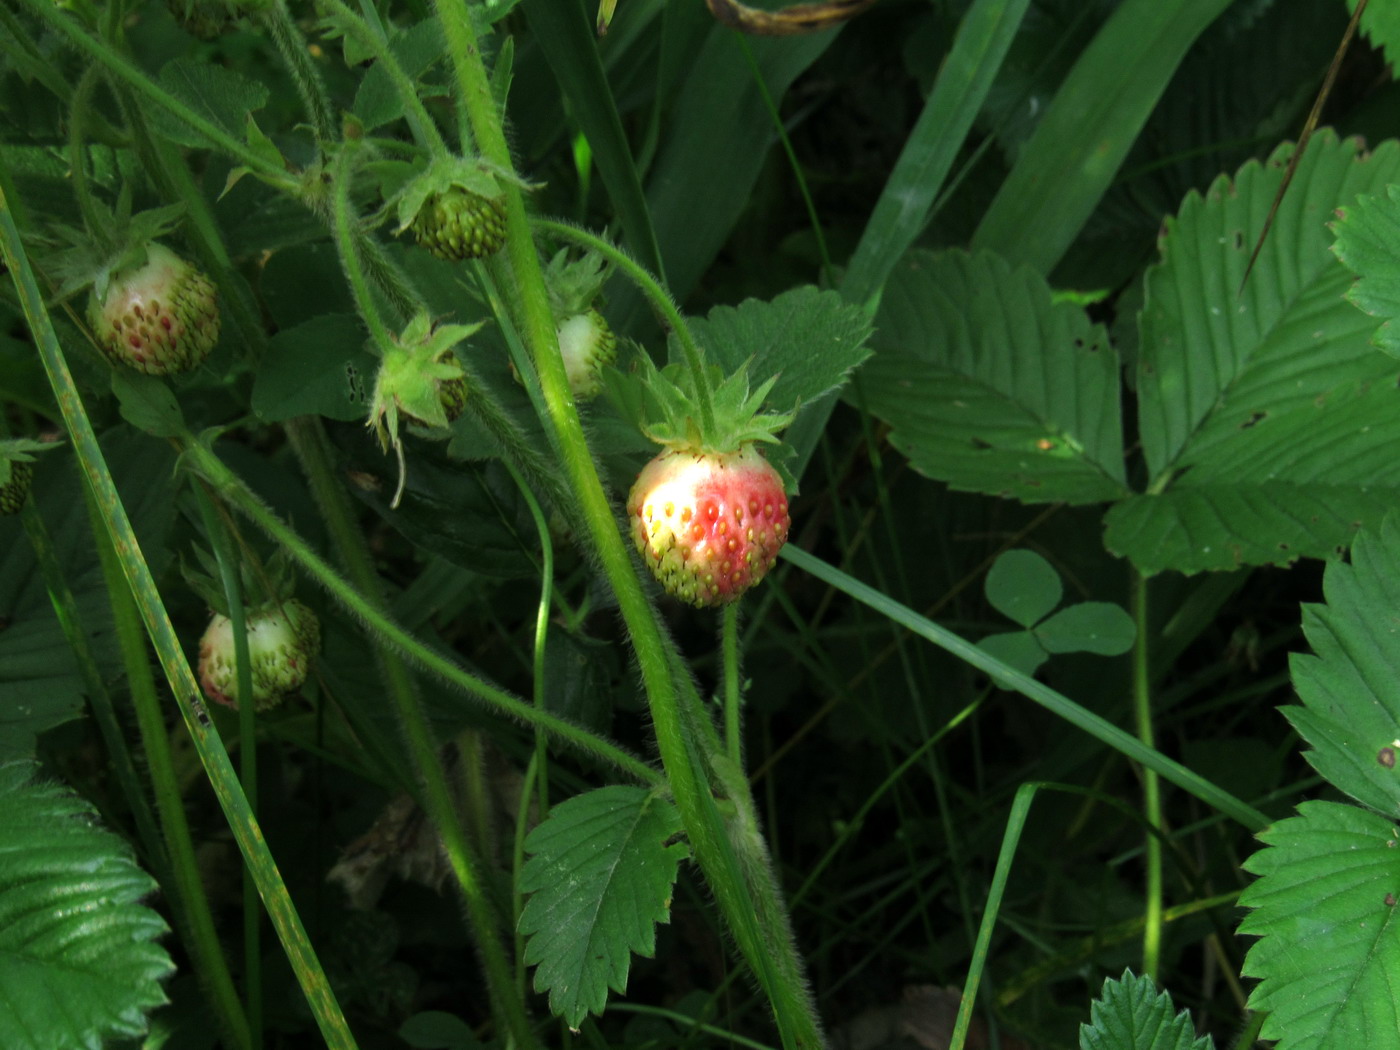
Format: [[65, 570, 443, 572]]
[[3, 0, 1400, 1049]]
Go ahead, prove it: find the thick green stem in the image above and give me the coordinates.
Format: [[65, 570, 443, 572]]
[[86, 495, 253, 1050], [1132, 572, 1163, 979], [258, 0, 336, 144], [330, 143, 398, 351], [433, 6, 822, 1046], [282, 418, 535, 1050]]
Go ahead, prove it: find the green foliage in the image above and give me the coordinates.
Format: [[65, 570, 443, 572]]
[[1079, 971, 1213, 1050], [519, 786, 690, 1027], [0, 762, 173, 1049], [979, 549, 1135, 677], [1238, 515, 1400, 1050], [863, 249, 1127, 506], [1332, 183, 1400, 357]]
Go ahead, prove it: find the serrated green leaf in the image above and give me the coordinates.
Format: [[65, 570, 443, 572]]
[[151, 58, 269, 149], [1332, 184, 1400, 357], [519, 785, 689, 1027], [1080, 970, 1213, 1050], [252, 314, 376, 423], [1116, 133, 1400, 574], [0, 762, 173, 1049], [985, 549, 1062, 628], [1349, 0, 1400, 70], [1239, 800, 1400, 1050], [1282, 514, 1400, 817], [1037, 602, 1136, 656], [681, 286, 872, 412], [861, 249, 1127, 505]]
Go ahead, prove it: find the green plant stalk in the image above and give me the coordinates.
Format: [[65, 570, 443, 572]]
[[0, 196, 359, 1050], [781, 545, 1270, 830], [1132, 572, 1163, 979], [949, 782, 1041, 1050], [532, 217, 714, 433], [20, 0, 296, 189], [280, 422, 534, 1049], [192, 485, 264, 1044], [436, 5, 822, 1046], [85, 494, 253, 1050], [504, 458, 554, 819], [723, 604, 742, 770], [330, 143, 398, 352], [258, 0, 335, 144], [320, 0, 447, 156], [1229, 1009, 1267, 1050], [189, 436, 661, 784]]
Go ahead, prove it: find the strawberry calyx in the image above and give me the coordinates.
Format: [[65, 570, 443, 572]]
[[368, 313, 483, 506]]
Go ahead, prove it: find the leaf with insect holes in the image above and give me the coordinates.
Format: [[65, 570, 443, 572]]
[[1079, 970, 1213, 1050], [1106, 133, 1400, 575], [1238, 801, 1400, 1050], [519, 786, 688, 1027], [861, 249, 1128, 506]]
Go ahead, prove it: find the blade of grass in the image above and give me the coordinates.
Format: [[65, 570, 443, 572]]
[[972, 0, 1234, 273], [0, 192, 360, 1050], [522, 0, 666, 279], [780, 545, 1269, 831], [788, 0, 1031, 476]]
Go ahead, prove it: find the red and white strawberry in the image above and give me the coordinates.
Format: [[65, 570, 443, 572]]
[[628, 443, 789, 607], [88, 243, 220, 375], [198, 599, 321, 711]]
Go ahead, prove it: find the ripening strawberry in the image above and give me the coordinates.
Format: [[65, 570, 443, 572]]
[[556, 307, 617, 400], [411, 187, 507, 261], [197, 599, 321, 711], [627, 443, 790, 607], [88, 243, 220, 375]]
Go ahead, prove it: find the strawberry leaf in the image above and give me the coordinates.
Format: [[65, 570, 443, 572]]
[[1239, 801, 1400, 1050], [0, 762, 173, 1048], [1079, 970, 1213, 1050], [1283, 513, 1400, 817], [519, 785, 688, 1027], [681, 286, 873, 413], [861, 248, 1127, 505], [152, 58, 269, 149], [1332, 183, 1400, 358], [1107, 133, 1400, 575]]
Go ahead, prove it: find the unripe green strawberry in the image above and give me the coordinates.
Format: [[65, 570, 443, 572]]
[[627, 443, 790, 607], [0, 460, 32, 515], [410, 188, 507, 261], [88, 243, 220, 375], [556, 308, 617, 400], [197, 599, 321, 711]]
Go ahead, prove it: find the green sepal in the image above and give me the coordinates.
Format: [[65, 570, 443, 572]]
[[542, 247, 610, 318], [630, 351, 793, 455], [391, 156, 508, 235], [0, 438, 58, 489]]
